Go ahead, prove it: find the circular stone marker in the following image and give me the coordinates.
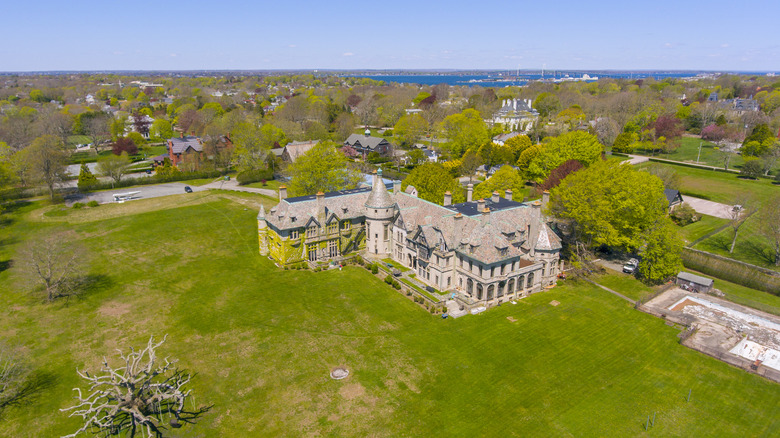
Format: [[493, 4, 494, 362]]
[[330, 367, 349, 380]]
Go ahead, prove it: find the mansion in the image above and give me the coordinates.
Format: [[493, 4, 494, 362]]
[[258, 170, 562, 307], [488, 98, 539, 132]]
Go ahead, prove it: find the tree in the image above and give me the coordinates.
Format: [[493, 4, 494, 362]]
[[0, 142, 14, 193], [644, 164, 680, 190], [286, 141, 362, 196], [98, 152, 131, 188], [503, 134, 532, 161], [611, 132, 637, 154], [727, 198, 756, 254], [27, 135, 68, 200], [459, 149, 481, 182], [150, 119, 173, 140], [549, 160, 668, 252], [110, 118, 127, 141], [77, 163, 97, 192], [394, 114, 428, 147], [112, 137, 138, 156], [758, 195, 780, 266], [760, 142, 780, 176], [440, 109, 490, 157], [83, 113, 111, 148], [406, 149, 427, 167], [61, 335, 210, 438], [525, 131, 603, 183], [131, 113, 152, 137], [532, 92, 560, 119], [402, 163, 464, 205], [233, 123, 285, 173], [539, 159, 583, 192], [742, 123, 774, 149], [516, 144, 543, 172], [652, 114, 684, 141], [740, 159, 763, 179], [473, 165, 525, 201], [0, 343, 49, 419], [19, 232, 86, 302], [638, 217, 683, 284]]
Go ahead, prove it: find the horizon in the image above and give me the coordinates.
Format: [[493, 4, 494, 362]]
[[2, 0, 779, 72]]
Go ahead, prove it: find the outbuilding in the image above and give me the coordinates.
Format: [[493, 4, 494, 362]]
[[676, 271, 714, 293]]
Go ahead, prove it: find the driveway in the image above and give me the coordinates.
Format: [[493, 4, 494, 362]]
[[64, 183, 207, 206], [624, 155, 650, 165], [201, 179, 276, 198], [683, 196, 734, 219]]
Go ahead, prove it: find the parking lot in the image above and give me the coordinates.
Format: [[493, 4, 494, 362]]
[[64, 183, 208, 206]]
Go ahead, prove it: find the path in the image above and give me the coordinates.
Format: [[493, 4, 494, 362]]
[[624, 155, 649, 165], [583, 277, 636, 305], [64, 182, 207, 206]]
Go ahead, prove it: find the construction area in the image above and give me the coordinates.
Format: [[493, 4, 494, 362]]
[[642, 288, 780, 383]]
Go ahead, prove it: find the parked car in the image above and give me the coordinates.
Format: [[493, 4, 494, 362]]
[[184, 186, 193, 193], [622, 258, 639, 274]]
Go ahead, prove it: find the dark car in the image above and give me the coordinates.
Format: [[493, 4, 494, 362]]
[[184, 186, 193, 193]]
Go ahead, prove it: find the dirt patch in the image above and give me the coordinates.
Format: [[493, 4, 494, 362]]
[[507, 316, 517, 322], [98, 301, 131, 318], [549, 300, 560, 307], [339, 383, 365, 400], [670, 298, 702, 312]]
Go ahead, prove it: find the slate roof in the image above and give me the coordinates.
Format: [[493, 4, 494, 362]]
[[344, 134, 390, 151], [664, 188, 682, 206], [364, 173, 395, 209], [493, 132, 521, 142], [282, 140, 319, 162], [168, 136, 203, 154]]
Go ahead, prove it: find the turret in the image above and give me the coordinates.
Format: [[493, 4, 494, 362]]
[[364, 168, 396, 258]]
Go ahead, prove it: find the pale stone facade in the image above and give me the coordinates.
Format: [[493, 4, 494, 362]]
[[259, 170, 562, 307]]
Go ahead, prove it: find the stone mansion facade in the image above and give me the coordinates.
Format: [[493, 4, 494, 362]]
[[258, 170, 562, 306]]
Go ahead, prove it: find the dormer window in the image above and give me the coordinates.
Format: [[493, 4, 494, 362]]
[[343, 220, 351, 231], [306, 226, 317, 238], [290, 229, 299, 240], [327, 222, 337, 234], [291, 217, 297, 223]]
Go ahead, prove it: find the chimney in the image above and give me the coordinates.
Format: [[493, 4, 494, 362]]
[[477, 198, 485, 211], [444, 191, 452, 206], [467, 184, 473, 202], [455, 212, 463, 219], [279, 185, 287, 201], [372, 169, 378, 187], [316, 191, 325, 218], [542, 190, 550, 212], [505, 189, 513, 200], [492, 191, 500, 203], [394, 180, 401, 194]]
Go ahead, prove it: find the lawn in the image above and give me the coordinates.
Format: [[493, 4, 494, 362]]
[[382, 257, 411, 272], [637, 162, 780, 204], [676, 215, 729, 246], [243, 179, 284, 192], [0, 197, 778, 437], [591, 272, 659, 302], [631, 137, 754, 170], [694, 213, 780, 272]]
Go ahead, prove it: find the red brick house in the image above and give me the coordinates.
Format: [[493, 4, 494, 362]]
[[166, 136, 203, 167]]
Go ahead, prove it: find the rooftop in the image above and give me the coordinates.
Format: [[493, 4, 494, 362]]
[[285, 187, 370, 204]]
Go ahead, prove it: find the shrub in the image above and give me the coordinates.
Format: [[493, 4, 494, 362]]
[[442, 306, 448, 313], [393, 281, 401, 290], [72, 202, 85, 209], [236, 168, 274, 185], [740, 159, 763, 179], [87, 200, 99, 207], [384, 275, 393, 284], [670, 203, 699, 226], [371, 265, 379, 275]]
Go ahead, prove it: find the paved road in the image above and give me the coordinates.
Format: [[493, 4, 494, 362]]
[[624, 155, 650, 165], [683, 196, 734, 219], [64, 183, 208, 206]]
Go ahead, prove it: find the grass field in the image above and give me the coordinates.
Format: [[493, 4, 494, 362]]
[[591, 272, 659, 302], [676, 215, 729, 246], [693, 213, 780, 272], [631, 137, 754, 171], [243, 179, 283, 192], [0, 195, 778, 436], [637, 162, 780, 204]]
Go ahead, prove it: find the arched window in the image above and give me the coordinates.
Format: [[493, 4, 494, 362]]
[[467, 278, 473, 295], [497, 282, 504, 297], [487, 285, 494, 300], [506, 280, 514, 296], [517, 275, 524, 291], [476, 283, 483, 300], [527, 272, 535, 289]]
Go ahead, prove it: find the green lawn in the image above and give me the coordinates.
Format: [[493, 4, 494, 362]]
[[677, 215, 729, 246], [243, 179, 283, 191], [67, 134, 92, 146], [591, 272, 659, 302], [0, 197, 778, 436], [382, 257, 411, 272], [631, 137, 753, 170], [694, 213, 780, 272], [637, 162, 780, 204]]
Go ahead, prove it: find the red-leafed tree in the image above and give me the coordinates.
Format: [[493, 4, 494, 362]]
[[346, 94, 362, 108], [701, 124, 726, 142], [341, 144, 358, 158], [653, 114, 683, 140], [539, 159, 584, 191], [112, 137, 138, 156], [132, 113, 151, 137]]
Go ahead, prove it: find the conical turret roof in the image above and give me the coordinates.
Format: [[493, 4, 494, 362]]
[[257, 204, 266, 219], [364, 169, 395, 209]]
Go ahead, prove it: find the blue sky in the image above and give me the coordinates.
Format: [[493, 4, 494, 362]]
[[2, 0, 778, 71]]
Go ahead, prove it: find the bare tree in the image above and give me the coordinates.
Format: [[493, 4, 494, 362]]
[[97, 153, 131, 188], [84, 114, 111, 150], [758, 195, 780, 266], [0, 344, 28, 417], [26, 135, 69, 200], [727, 197, 756, 254], [61, 335, 210, 438], [20, 232, 86, 302]]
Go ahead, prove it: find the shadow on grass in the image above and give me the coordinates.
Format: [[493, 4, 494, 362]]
[[0, 259, 11, 274], [742, 240, 776, 266], [0, 370, 58, 420], [77, 274, 114, 296]]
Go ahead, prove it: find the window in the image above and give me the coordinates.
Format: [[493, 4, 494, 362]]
[[327, 222, 337, 234], [384, 224, 388, 240], [501, 264, 505, 275], [527, 273, 534, 288], [306, 226, 317, 238], [328, 239, 338, 257], [467, 278, 473, 295], [342, 221, 350, 231], [290, 230, 299, 240], [307, 243, 317, 261], [517, 275, 524, 291], [487, 285, 494, 300], [507, 279, 515, 294], [447, 277, 451, 287], [477, 283, 483, 300], [497, 282, 504, 297]]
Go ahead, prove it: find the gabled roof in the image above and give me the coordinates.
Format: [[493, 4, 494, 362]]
[[282, 140, 319, 162], [168, 136, 203, 154], [664, 188, 682, 206], [344, 134, 390, 150]]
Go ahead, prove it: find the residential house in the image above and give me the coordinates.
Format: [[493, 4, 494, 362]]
[[664, 188, 683, 211], [166, 136, 203, 167], [281, 140, 320, 163], [488, 99, 538, 131], [493, 132, 521, 146], [344, 130, 393, 157]]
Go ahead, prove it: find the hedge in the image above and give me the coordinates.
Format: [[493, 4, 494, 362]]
[[236, 169, 275, 185], [681, 247, 780, 295]]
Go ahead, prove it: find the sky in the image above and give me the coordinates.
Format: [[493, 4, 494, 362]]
[[1, 0, 779, 72]]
